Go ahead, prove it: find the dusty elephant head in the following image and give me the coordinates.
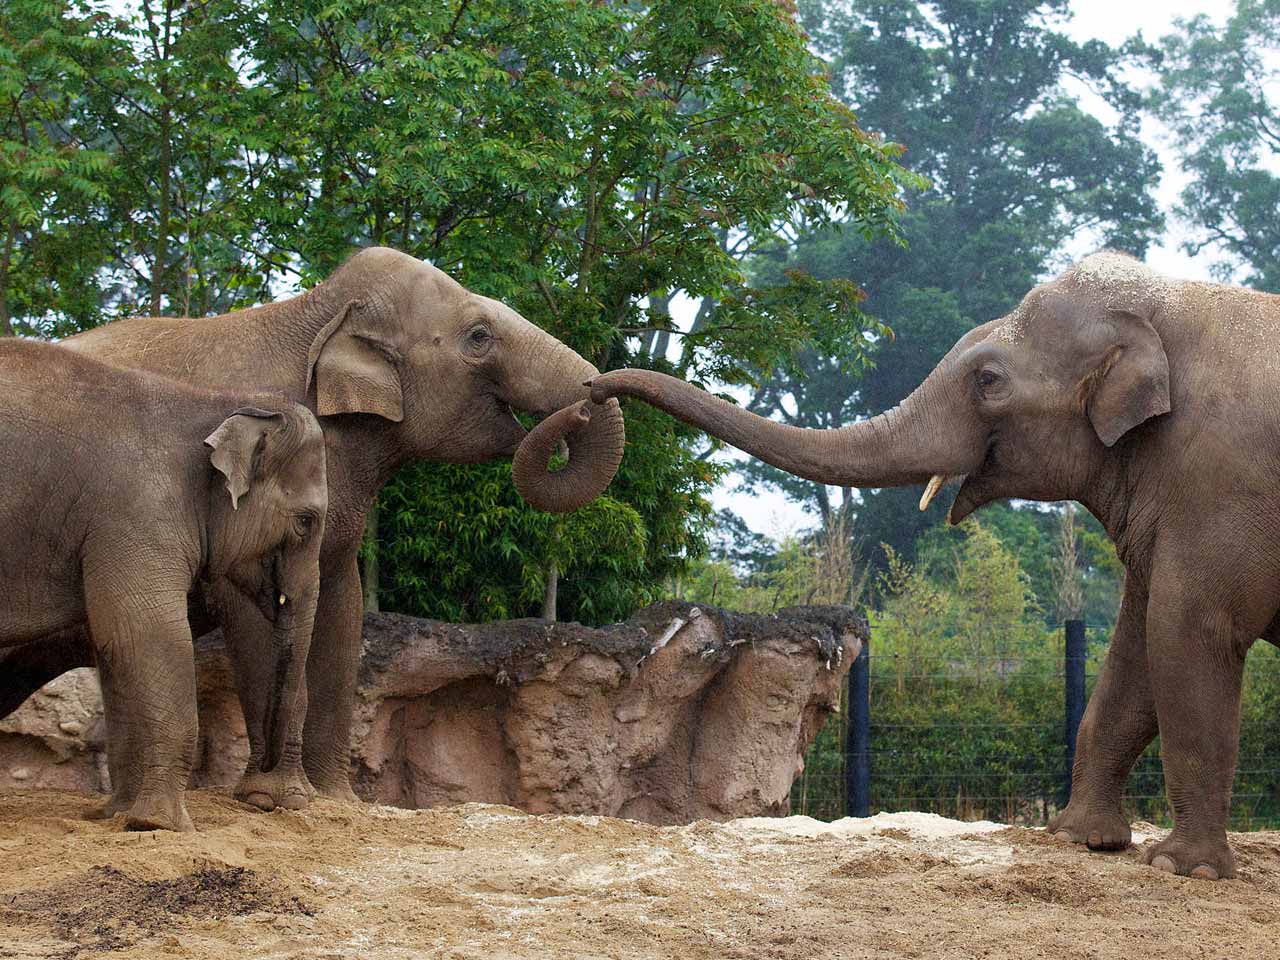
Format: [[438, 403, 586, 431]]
[[204, 404, 328, 771], [304, 248, 624, 513], [575, 252, 1172, 521]]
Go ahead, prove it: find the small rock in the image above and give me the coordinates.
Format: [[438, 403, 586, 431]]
[[59, 720, 84, 736], [9, 767, 30, 781]]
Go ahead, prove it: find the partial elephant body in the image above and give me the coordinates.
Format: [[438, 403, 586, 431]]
[[0, 246, 623, 812], [0, 339, 327, 831], [571, 253, 1280, 879]]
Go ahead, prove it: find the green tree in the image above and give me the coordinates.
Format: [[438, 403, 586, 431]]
[[1154, 0, 1280, 290], [5, 0, 915, 623], [234, 0, 914, 622], [742, 0, 1163, 567], [0, 0, 119, 335]]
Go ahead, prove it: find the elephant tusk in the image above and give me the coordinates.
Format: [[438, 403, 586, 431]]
[[919, 474, 947, 512], [279, 594, 287, 606]]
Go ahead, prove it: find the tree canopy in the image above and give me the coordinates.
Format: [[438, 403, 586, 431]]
[[739, 0, 1163, 565], [1, 0, 915, 623], [1154, 0, 1280, 290]]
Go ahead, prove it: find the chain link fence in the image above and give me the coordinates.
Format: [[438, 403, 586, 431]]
[[790, 622, 1280, 830]]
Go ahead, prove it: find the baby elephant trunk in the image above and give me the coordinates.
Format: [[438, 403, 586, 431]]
[[261, 591, 315, 772]]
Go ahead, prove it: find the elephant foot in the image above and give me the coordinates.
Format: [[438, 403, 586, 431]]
[[235, 766, 316, 812], [84, 793, 134, 821], [311, 777, 359, 805], [123, 792, 194, 832], [1142, 832, 1236, 880], [1048, 801, 1131, 851]]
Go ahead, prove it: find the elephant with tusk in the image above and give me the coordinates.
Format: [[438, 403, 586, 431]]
[[0, 246, 624, 814], [525, 251, 1280, 880]]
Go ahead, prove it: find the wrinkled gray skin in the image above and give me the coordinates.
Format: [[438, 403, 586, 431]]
[[0, 339, 327, 831], [0, 247, 622, 814], [570, 253, 1280, 880]]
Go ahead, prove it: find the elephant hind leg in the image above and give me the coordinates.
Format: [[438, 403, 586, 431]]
[[85, 575, 198, 833], [1049, 582, 1155, 851]]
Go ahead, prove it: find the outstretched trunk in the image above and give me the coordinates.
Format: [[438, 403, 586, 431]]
[[577, 367, 982, 490]]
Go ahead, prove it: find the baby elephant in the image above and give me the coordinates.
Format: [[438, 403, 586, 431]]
[[0, 339, 327, 831]]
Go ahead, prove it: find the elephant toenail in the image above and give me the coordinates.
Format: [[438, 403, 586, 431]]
[[1189, 864, 1220, 881], [1088, 831, 1102, 847], [1054, 830, 1073, 842], [1150, 854, 1177, 874]]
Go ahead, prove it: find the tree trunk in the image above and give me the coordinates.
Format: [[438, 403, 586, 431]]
[[1054, 503, 1084, 622], [0, 218, 15, 337], [147, 0, 174, 317], [362, 503, 380, 614], [152, 98, 171, 316], [542, 559, 558, 621]]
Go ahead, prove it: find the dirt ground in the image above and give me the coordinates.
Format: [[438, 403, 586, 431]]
[[2, 790, 1279, 959]]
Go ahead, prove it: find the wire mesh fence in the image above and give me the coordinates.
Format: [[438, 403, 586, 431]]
[[790, 623, 1280, 831]]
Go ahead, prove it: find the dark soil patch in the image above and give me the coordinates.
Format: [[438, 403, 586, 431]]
[[2, 864, 311, 958]]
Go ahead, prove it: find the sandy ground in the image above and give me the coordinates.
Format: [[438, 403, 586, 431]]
[[2, 790, 1280, 959]]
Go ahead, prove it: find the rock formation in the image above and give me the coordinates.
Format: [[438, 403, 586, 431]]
[[0, 603, 864, 823]]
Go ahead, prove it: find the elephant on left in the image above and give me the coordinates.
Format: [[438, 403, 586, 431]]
[[0, 338, 328, 832]]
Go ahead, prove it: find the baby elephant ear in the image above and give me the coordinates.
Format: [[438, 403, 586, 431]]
[[204, 407, 284, 510]]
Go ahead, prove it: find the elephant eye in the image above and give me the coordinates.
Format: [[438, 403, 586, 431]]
[[293, 513, 316, 537], [976, 368, 1002, 389], [465, 324, 495, 357]]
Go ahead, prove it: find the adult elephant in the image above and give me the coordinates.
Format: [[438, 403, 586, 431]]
[[0, 246, 623, 812], [567, 252, 1277, 880]]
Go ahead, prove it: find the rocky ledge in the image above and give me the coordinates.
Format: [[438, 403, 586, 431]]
[[0, 602, 864, 824]]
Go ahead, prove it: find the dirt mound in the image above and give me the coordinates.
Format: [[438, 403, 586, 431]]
[[2, 789, 1279, 959]]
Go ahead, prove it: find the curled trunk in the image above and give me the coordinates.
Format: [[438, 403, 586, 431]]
[[504, 332, 626, 513], [512, 400, 624, 514]]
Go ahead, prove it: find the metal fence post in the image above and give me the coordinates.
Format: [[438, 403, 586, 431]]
[[846, 634, 870, 818], [1063, 619, 1087, 807]]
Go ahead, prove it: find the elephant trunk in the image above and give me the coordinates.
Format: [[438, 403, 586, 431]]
[[504, 329, 626, 513], [261, 589, 315, 772], [584, 365, 981, 490]]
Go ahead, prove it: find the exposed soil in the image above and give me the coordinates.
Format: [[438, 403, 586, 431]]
[[2, 790, 1279, 959]]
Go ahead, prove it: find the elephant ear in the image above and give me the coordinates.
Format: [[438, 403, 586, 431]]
[[1080, 311, 1171, 447], [305, 300, 404, 422], [205, 408, 284, 510]]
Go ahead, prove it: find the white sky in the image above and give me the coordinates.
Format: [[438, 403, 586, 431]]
[[709, 1, 1237, 540]]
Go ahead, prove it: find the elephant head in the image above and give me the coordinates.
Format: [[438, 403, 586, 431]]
[[204, 404, 328, 771], [303, 248, 624, 513], [567, 252, 1171, 522]]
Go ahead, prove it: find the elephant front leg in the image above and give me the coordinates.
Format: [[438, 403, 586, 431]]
[[300, 555, 362, 803], [84, 652, 143, 820], [217, 594, 315, 812], [1049, 582, 1156, 851], [86, 581, 198, 832], [1140, 572, 1252, 880]]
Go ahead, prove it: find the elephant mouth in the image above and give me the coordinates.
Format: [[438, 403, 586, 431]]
[[919, 438, 1000, 525], [495, 400, 528, 457]]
